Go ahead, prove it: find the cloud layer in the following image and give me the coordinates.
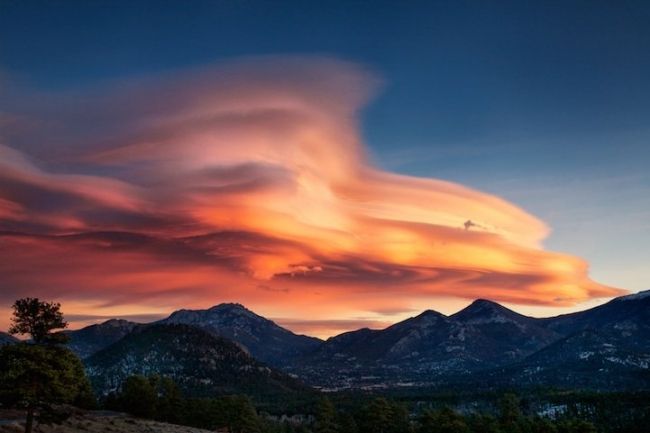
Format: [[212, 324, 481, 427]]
[[0, 57, 624, 336]]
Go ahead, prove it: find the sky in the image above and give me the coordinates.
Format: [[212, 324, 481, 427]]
[[0, 1, 648, 338]]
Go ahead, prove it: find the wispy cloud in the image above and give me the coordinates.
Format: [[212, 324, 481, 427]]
[[0, 56, 624, 335], [273, 318, 391, 339]]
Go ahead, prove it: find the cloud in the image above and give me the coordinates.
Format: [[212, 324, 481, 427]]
[[65, 313, 168, 324], [273, 318, 392, 338], [0, 56, 625, 335]]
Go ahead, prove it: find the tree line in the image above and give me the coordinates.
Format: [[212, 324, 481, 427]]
[[104, 375, 602, 433]]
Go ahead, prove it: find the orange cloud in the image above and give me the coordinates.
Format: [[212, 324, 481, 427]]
[[0, 57, 624, 336]]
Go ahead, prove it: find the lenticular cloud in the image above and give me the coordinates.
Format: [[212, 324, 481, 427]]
[[0, 56, 623, 332]]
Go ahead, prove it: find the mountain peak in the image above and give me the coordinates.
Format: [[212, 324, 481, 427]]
[[168, 302, 256, 318], [160, 303, 321, 366], [417, 309, 446, 318], [209, 302, 249, 312], [101, 318, 136, 327], [205, 303, 265, 321], [209, 302, 247, 311], [389, 308, 447, 330], [469, 298, 504, 309], [452, 298, 527, 324]]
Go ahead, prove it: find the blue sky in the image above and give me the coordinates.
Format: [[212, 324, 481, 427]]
[[1, 0, 649, 297]]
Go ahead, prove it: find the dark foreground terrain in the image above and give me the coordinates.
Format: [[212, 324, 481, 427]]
[[0, 410, 212, 433]]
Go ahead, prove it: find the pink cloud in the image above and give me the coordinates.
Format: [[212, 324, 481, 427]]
[[0, 56, 624, 336]]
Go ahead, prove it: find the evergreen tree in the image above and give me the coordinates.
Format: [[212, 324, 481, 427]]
[[119, 375, 158, 418], [499, 393, 523, 433], [0, 344, 94, 433], [360, 397, 391, 433], [156, 376, 184, 423], [556, 419, 597, 433], [227, 395, 262, 433], [338, 412, 359, 433], [359, 397, 411, 433], [466, 413, 501, 433], [529, 416, 557, 433], [314, 397, 339, 433], [417, 409, 437, 433], [9, 298, 68, 344], [416, 407, 468, 433], [387, 401, 411, 433], [1, 298, 93, 433]]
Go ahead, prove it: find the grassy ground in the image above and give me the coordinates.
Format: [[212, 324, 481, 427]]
[[0, 410, 213, 433]]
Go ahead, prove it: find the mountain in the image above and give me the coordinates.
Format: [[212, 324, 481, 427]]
[[291, 293, 650, 390], [293, 310, 477, 388], [0, 331, 18, 345], [479, 290, 650, 390], [542, 290, 650, 335], [482, 326, 650, 391], [450, 299, 561, 361], [304, 310, 469, 366], [66, 319, 139, 359], [295, 302, 561, 387], [76, 291, 650, 392], [85, 323, 308, 398], [159, 303, 322, 366]]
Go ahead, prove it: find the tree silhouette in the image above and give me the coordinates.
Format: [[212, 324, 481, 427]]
[[226, 395, 261, 433], [9, 298, 68, 344], [338, 413, 358, 433], [1, 298, 93, 433], [119, 375, 158, 418], [417, 407, 469, 433], [0, 344, 94, 433], [314, 397, 339, 433]]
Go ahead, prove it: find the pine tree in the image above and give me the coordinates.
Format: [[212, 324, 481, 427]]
[[9, 298, 68, 344], [1, 298, 93, 433], [228, 395, 261, 433], [0, 344, 94, 433], [338, 413, 358, 433], [314, 397, 339, 433], [361, 397, 391, 433], [499, 393, 523, 433], [119, 375, 158, 418], [156, 377, 184, 423], [416, 407, 468, 433], [466, 413, 500, 433], [359, 397, 411, 433]]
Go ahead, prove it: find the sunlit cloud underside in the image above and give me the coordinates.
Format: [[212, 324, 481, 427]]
[[0, 57, 624, 336]]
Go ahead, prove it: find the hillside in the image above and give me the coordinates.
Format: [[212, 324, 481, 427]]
[[66, 319, 139, 359], [159, 303, 322, 366], [85, 324, 308, 399]]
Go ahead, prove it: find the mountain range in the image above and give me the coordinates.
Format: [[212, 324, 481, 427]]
[[40, 290, 650, 393], [294, 291, 650, 390]]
